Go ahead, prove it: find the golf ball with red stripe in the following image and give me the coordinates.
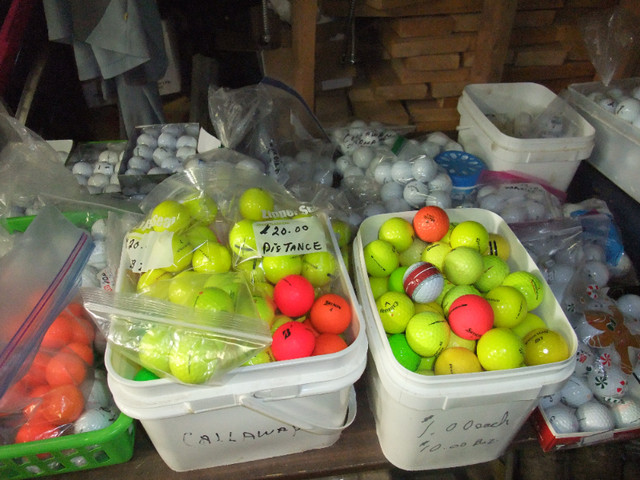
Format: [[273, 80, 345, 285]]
[[403, 262, 444, 304]]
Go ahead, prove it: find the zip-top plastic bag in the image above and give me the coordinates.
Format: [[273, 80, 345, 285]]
[[0, 206, 94, 400]]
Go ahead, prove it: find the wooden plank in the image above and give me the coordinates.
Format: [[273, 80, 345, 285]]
[[469, 0, 517, 83], [382, 26, 475, 57], [406, 100, 460, 122], [516, 0, 564, 10], [314, 89, 353, 128], [510, 26, 560, 47], [452, 13, 481, 32], [348, 82, 378, 102], [366, 0, 425, 10], [403, 53, 460, 72], [291, 0, 317, 109], [391, 59, 470, 84], [389, 15, 455, 38], [415, 118, 460, 133], [514, 43, 568, 67], [514, 9, 556, 27], [502, 61, 596, 82], [430, 81, 467, 98], [368, 61, 429, 100]]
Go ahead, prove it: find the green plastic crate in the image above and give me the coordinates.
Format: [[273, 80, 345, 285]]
[[0, 413, 135, 479]]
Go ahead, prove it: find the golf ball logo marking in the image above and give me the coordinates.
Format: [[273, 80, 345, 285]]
[[403, 262, 444, 304]]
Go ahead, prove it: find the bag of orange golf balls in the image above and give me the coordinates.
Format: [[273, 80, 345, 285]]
[[362, 205, 572, 375]]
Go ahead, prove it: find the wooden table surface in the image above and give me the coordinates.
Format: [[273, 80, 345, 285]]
[[39, 376, 539, 480]]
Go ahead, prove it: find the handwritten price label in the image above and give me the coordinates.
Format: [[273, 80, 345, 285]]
[[253, 217, 327, 257], [125, 229, 175, 273]]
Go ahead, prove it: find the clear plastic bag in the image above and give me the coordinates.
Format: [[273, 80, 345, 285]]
[[208, 77, 336, 187], [82, 274, 272, 385], [0, 206, 94, 399], [578, 5, 640, 87]]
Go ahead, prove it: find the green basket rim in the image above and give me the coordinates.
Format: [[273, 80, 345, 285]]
[[0, 413, 133, 459]]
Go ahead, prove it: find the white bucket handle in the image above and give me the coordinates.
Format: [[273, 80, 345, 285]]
[[239, 386, 357, 436]]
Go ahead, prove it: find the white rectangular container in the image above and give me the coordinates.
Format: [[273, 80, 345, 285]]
[[105, 230, 368, 472], [457, 82, 595, 191], [353, 209, 577, 471], [567, 78, 640, 204]]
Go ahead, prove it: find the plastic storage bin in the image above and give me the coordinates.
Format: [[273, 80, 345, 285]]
[[0, 413, 134, 479], [105, 239, 368, 472], [353, 208, 577, 471], [567, 78, 640, 203], [457, 83, 595, 191]]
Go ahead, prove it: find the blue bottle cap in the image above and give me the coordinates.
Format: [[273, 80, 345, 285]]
[[435, 151, 486, 188]]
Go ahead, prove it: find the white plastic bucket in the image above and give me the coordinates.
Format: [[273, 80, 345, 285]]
[[353, 209, 577, 471], [457, 83, 595, 191]]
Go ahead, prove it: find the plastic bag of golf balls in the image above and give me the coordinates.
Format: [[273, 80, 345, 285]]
[[537, 291, 640, 435], [208, 78, 336, 188], [334, 129, 459, 216], [474, 173, 564, 224], [0, 302, 120, 446], [66, 141, 127, 195]]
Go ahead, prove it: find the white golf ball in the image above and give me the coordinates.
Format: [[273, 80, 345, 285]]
[[582, 260, 610, 288], [352, 146, 375, 169], [148, 167, 171, 175], [161, 156, 183, 172], [176, 146, 196, 159], [411, 156, 438, 183], [235, 157, 265, 174], [161, 123, 184, 136], [420, 140, 441, 157], [136, 133, 158, 148], [88, 239, 107, 268], [157, 132, 177, 149], [583, 243, 606, 262], [540, 391, 562, 410], [176, 134, 197, 149], [425, 190, 452, 209], [390, 160, 413, 185], [94, 161, 115, 176], [609, 252, 633, 278], [403, 180, 430, 208], [523, 200, 546, 221], [74, 408, 114, 434], [576, 400, 615, 432], [98, 150, 119, 164], [425, 131, 450, 146], [343, 165, 364, 178], [384, 197, 411, 213], [499, 204, 528, 224], [444, 140, 463, 151], [574, 342, 596, 376], [336, 155, 354, 174], [104, 183, 120, 193], [607, 87, 626, 101], [609, 397, 640, 428], [546, 404, 580, 434], [560, 375, 593, 407], [71, 161, 93, 177], [152, 147, 173, 166], [373, 161, 393, 185], [185, 124, 200, 137], [428, 171, 452, 192], [90, 219, 108, 241], [87, 173, 109, 188], [380, 181, 404, 202], [133, 144, 154, 160], [616, 294, 640, 319], [615, 97, 640, 122], [587, 365, 629, 401], [363, 203, 387, 217], [632, 85, 640, 101], [598, 97, 617, 113]]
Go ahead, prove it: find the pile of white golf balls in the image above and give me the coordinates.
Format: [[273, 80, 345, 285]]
[[540, 346, 640, 434], [334, 124, 460, 215], [475, 182, 563, 224], [586, 84, 640, 128], [124, 123, 200, 177], [486, 109, 570, 139], [68, 142, 126, 194]]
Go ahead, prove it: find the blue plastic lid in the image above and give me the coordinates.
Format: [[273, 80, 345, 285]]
[[435, 151, 486, 188]]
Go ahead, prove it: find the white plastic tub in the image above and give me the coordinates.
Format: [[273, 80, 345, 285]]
[[105, 229, 368, 472], [353, 209, 577, 471], [567, 78, 640, 203], [457, 83, 595, 191]]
